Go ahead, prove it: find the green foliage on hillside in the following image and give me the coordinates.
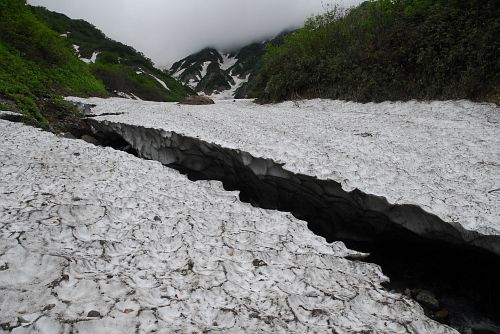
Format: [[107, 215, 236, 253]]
[[233, 33, 290, 99], [89, 63, 186, 102], [0, 0, 106, 123], [31, 6, 193, 101], [252, 0, 500, 103], [31, 7, 151, 66]]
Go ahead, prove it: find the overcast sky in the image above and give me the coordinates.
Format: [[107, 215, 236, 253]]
[[28, 0, 362, 68]]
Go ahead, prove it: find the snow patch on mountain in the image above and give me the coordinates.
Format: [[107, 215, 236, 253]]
[[220, 54, 238, 71], [72, 44, 99, 64], [80, 51, 100, 64], [170, 47, 261, 99], [130, 93, 143, 101], [188, 78, 198, 89], [211, 74, 250, 100], [200, 61, 211, 78], [150, 74, 170, 91]]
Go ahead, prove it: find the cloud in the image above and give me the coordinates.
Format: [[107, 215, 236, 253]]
[[27, 0, 362, 67]]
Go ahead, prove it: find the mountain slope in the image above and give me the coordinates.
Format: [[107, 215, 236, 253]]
[[31, 6, 194, 102], [170, 33, 288, 99], [0, 0, 106, 123]]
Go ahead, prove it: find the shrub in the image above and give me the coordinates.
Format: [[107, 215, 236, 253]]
[[0, 0, 106, 123], [252, 0, 499, 103]]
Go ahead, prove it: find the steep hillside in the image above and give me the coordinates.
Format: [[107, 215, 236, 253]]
[[170, 33, 288, 99], [0, 0, 106, 123], [31, 6, 193, 102], [251, 0, 500, 103]]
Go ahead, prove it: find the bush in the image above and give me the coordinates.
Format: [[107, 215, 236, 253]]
[[0, 0, 106, 123], [252, 0, 500, 103]]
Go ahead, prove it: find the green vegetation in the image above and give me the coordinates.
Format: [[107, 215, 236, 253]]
[[0, 1, 192, 126], [0, 0, 106, 124], [252, 0, 499, 103], [233, 33, 290, 98], [0, 100, 17, 111], [31, 6, 193, 102]]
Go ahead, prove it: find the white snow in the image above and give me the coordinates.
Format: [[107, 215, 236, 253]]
[[187, 78, 198, 89], [80, 51, 100, 64], [219, 54, 238, 71], [200, 61, 211, 79], [70, 97, 500, 238], [172, 67, 186, 79], [72, 45, 99, 64], [90, 52, 100, 63], [211, 74, 250, 100], [130, 93, 142, 101], [171, 60, 187, 78], [135, 69, 169, 92], [149, 74, 170, 91], [0, 110, 20, 117], [172, 54, 244, 97], [0, 120, 455, 333]]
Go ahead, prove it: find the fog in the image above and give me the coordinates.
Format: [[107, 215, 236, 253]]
[[28, 0, 362, 67]]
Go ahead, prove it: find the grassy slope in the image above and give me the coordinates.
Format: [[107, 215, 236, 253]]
[[252, 0, 499, 103], [31, 6, 193, 102], [0, 0, 106, 123]]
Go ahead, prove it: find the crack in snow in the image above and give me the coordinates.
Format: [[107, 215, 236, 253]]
[[0, 120, 456, 333]]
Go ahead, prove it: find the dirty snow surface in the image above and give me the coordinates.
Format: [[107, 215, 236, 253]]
[[0, 120, 455, 333], [72, 98, 500, 237]]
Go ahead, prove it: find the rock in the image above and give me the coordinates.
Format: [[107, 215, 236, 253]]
[[434, 309, 449, 321], [81, 135, 101, 146], [0, 110, 23, 123], [179, 95, 215, 105], [252, 259, 267, 267], [73, 102, 95, 116], [87, 310, 100, 318], [61, 132, 77, 139], [42, 304, 56, 312], [416, 290, 440, 310]]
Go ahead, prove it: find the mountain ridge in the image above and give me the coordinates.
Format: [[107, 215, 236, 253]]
[[31, 5, 194, 102], [169, 32, 289, 99]]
